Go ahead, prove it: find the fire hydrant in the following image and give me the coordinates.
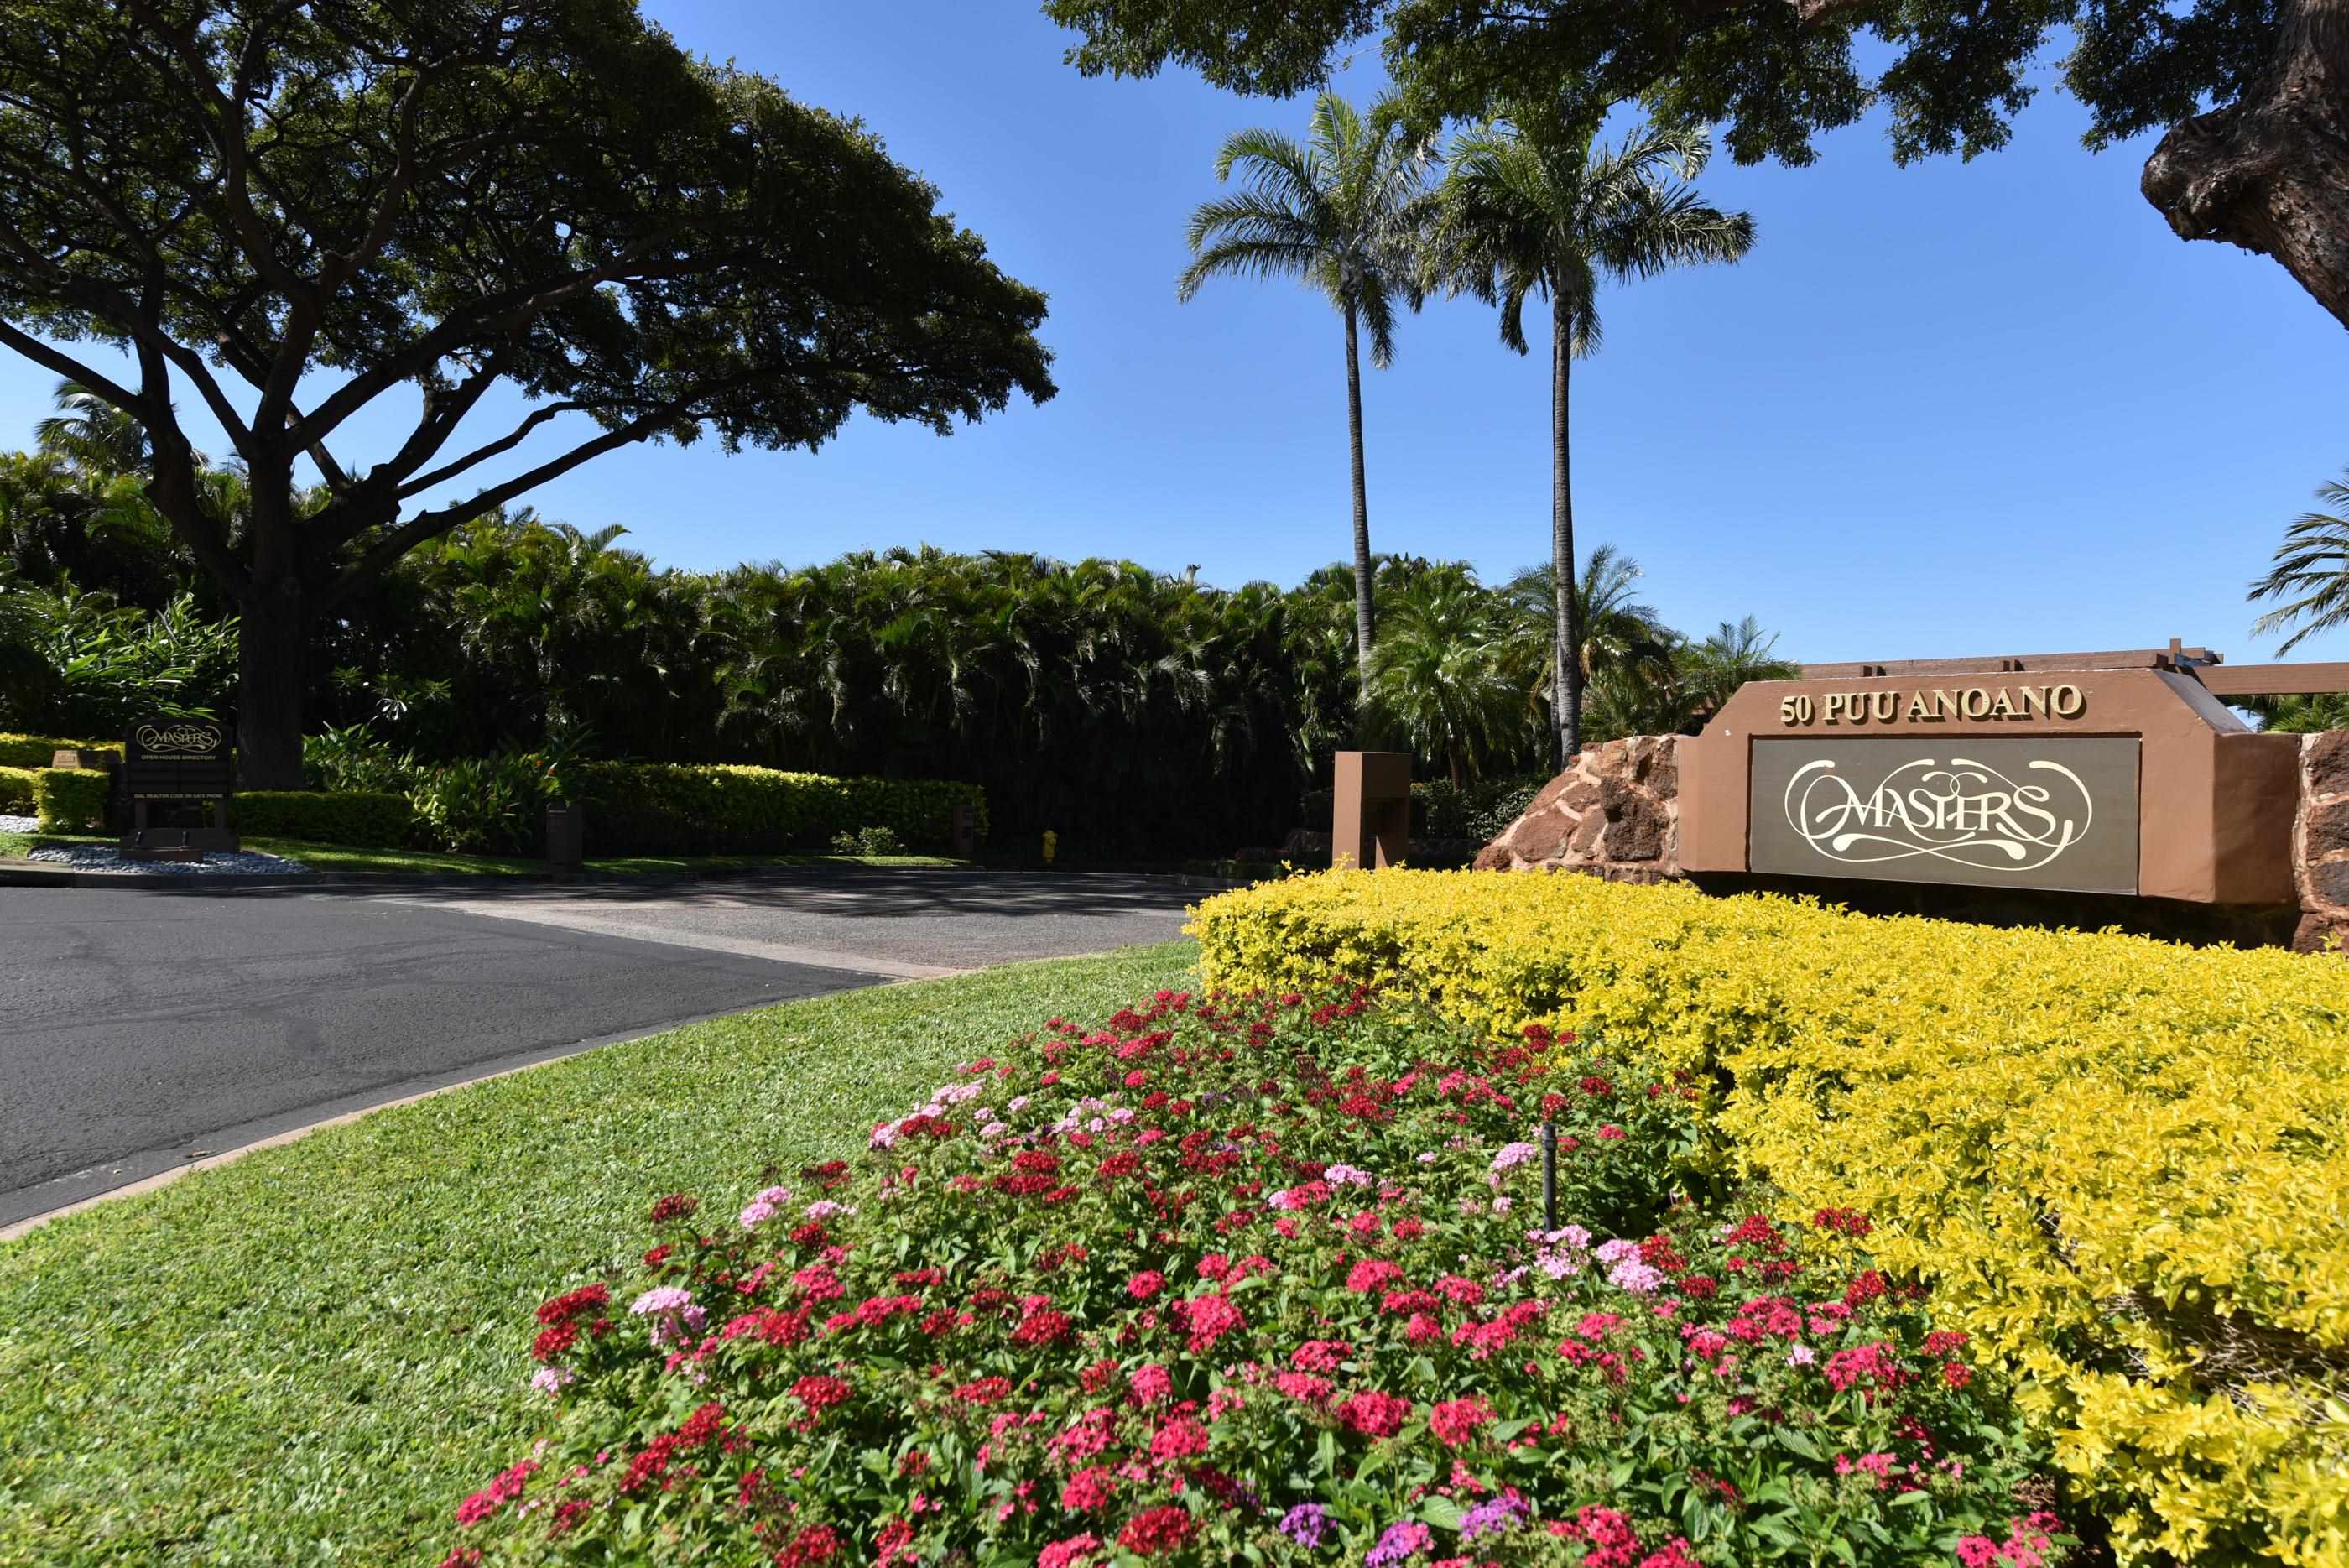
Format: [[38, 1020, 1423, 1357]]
[[1042, 829, 1057, 867]]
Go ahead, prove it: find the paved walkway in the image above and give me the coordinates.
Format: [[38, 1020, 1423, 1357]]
[[0, 871, 1195, 1226]]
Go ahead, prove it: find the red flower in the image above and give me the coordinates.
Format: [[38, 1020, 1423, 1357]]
[[792, 1375, 852, 1417], [774, 1524, 841, 1566], [1346, 1259, 1404, 1294], [454, 1460, 537, 1525], [953, 1376, 1013, 1405], [1060, 1466, 1116, 1512], [1149, 1418, 1210, 1461], [535, 1284, 611, 1326], [1430, 1395, 1495, 1446], [1012, 1308, 1075, 1347], [1128, 1270, 1165, 1300], [1290, 1340, 1349, 1373], [1172, 1291, 1245, 1352], [1117, 1505, 1195, 1556], [1337, 1389, 1414, 1439], [531, 1321, 577, 1363], [647, 1193, 699, 1223]]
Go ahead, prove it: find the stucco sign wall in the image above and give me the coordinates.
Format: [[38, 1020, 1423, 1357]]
[[1679, 667, 2300, 905], [1747, 737, 2140, 893]]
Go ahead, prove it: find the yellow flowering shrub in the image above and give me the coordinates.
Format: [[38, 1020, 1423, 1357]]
[[1190, 869, 2349, 1566]]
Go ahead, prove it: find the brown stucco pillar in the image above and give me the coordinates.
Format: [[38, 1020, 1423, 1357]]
[[1331, 751, 1410, 869]]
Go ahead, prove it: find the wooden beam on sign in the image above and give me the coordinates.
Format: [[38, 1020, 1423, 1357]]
[[1799, 648, 2219, 680], [2189, 663, 2349, 697]]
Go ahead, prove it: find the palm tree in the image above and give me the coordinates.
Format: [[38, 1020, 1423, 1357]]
[[1675, 616, 1799, 716], [34, 379, 156, 477], [1505, 543, 1675, 703], [1435, 113, 1753, 764], [2249, 471, 2349, 653], [1181, 90, 1432, 692], [1362, 562, 1540, 784]]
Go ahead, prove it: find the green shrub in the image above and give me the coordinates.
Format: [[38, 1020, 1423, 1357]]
[[235, 790, 415, 848], [409, 752, 567, 857], [0, 764, 34, 814], [302, 721, 419, 794], [32, 767, 110, 831], [0, 732, 109, 768], [571, 763, 983, 856], [827, 823, 904, 856]]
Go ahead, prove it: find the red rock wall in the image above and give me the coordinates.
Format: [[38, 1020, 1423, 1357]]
[[1472, 736, 1680, 882], [2294, 732, 2349, 952]]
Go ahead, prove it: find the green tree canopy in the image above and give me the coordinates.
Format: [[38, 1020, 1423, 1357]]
[[1045, 0, 2349, 331], [0, 0, 1055, 782]]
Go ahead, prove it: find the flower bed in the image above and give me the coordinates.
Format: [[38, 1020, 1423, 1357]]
[[1189, 870, 2349, 1564], [439, 987, 2067, 1567]]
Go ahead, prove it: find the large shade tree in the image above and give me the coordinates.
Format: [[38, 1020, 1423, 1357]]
[[1435, 115, 1752, 761], [1180, 90, 1430, 686], [1045, 0, 2349, 332], [0, 0, 1055, 784]]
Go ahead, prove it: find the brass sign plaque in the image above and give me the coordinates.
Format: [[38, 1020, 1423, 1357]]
[[1748, 737, 2139, 894]]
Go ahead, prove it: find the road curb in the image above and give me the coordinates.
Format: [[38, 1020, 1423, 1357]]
[[2, 862, 1249, 893]]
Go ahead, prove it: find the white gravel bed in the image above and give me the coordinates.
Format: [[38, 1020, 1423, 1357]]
[[0, 814, 37, 834], [22, 842, 311, 876]]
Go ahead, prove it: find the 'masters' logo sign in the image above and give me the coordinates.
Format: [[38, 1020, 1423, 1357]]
[[132, 720, 223, 757], [1747, 737, 2138, 894]]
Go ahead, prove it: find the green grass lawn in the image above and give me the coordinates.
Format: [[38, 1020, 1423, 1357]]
[[0, 940, 1195, 1567], [0, 830, 967, 878]]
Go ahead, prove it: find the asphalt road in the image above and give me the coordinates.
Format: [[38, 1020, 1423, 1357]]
[[0, 871, 1195, 1226]]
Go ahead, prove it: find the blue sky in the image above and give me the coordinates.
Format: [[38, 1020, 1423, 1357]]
[[0, 3, 2341, 664]]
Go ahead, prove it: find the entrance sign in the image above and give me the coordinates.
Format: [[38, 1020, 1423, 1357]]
[[119, 716, 239, 853], [125, 718, 230, 798], [1680, 663, 2299, 905], [1748, 737, 2139, 894]]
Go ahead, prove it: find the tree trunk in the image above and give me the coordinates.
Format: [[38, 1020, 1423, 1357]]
[[1551, 305, 1582, 768], [2142, 0, 2349, 330], [236, 473, 310, 789], [1343, 298, 1375, 703]]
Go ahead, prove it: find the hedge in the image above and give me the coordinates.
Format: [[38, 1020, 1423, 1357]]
[[0, 732, 110, 768], [0, 765, 34, 815], [568, 763, 985, 856], [32, 768, 110, 831], [234, 790, 414, 848], [1188, 869, 2349, 1567]]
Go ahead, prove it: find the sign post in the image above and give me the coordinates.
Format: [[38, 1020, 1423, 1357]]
[[118, 717, 238, 859]]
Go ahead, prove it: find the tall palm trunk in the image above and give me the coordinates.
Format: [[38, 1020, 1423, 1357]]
[[1550, 302, 1581, 769], [1342, 297, 1375, 705]]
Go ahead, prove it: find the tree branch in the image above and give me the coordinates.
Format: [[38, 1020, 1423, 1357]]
[[0, 320, 143, 414], [394, 399, 586, 501], [318, 413, 666, 607]]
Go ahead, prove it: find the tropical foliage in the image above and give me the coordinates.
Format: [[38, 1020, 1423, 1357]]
[[0, 384, 1793, 853], [2249, 469, 2349, 654]]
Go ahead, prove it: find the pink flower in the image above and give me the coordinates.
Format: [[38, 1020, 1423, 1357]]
[[1128, 1270, 1165, 1300], [1346, 1259, 1404, 1294], [1128, 1363, 1173, 1404]]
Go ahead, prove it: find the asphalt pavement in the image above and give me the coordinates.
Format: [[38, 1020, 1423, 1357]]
[[0, 871, 1195, 1226]]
